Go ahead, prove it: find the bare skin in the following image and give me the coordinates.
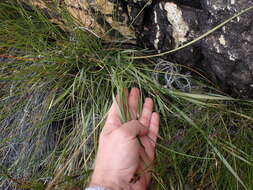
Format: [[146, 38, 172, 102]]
[[89, 88, 160, 190]]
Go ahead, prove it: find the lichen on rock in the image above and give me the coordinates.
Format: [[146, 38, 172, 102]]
[[164, 2, 189, 47]]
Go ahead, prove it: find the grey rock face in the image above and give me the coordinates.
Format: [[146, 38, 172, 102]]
[[129, 0, 253, 97], [200, 0, 253, 97]]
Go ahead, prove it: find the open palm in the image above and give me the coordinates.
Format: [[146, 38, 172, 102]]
[[91, 88, 159, 190]]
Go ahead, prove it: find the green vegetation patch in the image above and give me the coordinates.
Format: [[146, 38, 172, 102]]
[[0, 1, 253, 189]]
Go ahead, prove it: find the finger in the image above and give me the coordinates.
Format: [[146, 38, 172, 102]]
[[139, 98, 153, 127], [148, 112, 160, 143], [118, 88, 131, 121], [102, 89, 129, 134], [115, 120, 148, 139], [128, 88, 140, 120], [139, 136, 154, 160], [139, 148, 152, 166], [102, 98, 122, 134], [134, 153, 152, 187], [141, 112, 160, 160], [137, 149, 152, 183], [118, 88, 129, 106]]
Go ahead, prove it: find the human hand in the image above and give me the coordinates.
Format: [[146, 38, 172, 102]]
[[89, 88, 160, 190]]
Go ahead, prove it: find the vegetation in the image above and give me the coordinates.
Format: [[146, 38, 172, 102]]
[[0, 1, 252, 189]]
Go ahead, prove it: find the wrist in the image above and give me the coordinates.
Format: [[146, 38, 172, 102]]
[[89, 171, 125, 190]]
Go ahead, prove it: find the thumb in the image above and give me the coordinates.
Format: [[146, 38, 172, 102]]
[[116, 120, 148, 139]]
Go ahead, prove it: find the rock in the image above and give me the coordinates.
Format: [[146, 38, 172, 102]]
[[199, 0, 253, 97], [23, 0, 136, 41], [128, 0, 253, 97], [21, 0, 253, 97]]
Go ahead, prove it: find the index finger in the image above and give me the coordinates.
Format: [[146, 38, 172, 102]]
[[102, 98, 122, 135]]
